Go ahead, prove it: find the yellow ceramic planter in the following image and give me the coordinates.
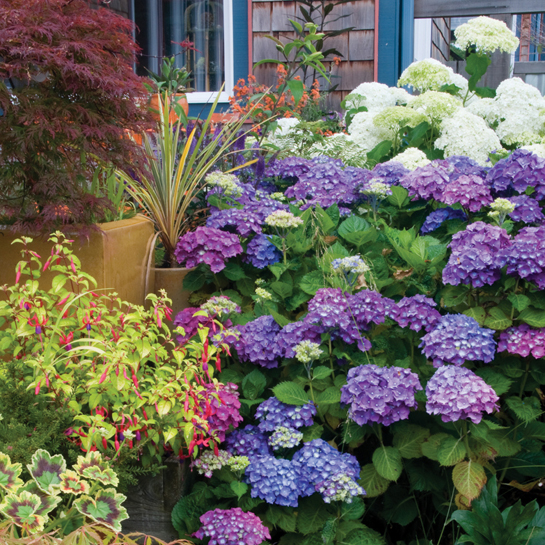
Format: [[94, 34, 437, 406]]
[[0, 216, 155, 306], [151, 266, 194, 320]]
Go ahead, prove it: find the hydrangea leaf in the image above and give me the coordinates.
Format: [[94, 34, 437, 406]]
[[484, 307, 512, 330], [372, 446, 403, 481], [74, 488, 128, 532], [341, 496, 365, 520], [296, 495, 330, 535], [475, 368, 513, 396], [392, 424, 430, 459], [59, 470, 90, 495], [27, 449, 66, 494], [73, 451, 108, 476], [0, 453, 23, 492], [20, 481, 62, 517], [517, 307, 545, 328], [506, 396, 541, 423], [452, 460, 487, 501], [272, 382, 309, 406], [358, 464, 390, 498], [0, 491, 46, 533], [82, 466, 119, 487], [437, 436, 467, 467]]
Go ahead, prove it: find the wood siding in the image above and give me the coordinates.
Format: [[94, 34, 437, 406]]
[[251, 0, 376, 110], [415, 0, 544, 18], [431, 17, 450, 62]]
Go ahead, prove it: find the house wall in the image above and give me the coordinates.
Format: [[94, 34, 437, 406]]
[[92, 0, 130, 18], [251, 0, 376, 110], [431, 17, 450, 61]]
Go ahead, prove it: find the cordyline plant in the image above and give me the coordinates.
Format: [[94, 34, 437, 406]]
[[0, 0, 153, 234], [0, 234, 233, 467]]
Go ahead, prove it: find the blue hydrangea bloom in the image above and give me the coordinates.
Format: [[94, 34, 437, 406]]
[[371, 160, 410, 185], [503, 225, 545, 289], [419, 314, 496, 367], [206, 208, 263, 237], [264, 156, 312, 182], [255, 397, 317, 432], [275, 321, 322, 359], [244, 234, 282, 269], [225, 425, 271, 457], [234, 315, 282, 368], [421, 208, 467, 234], [390, 294, 441, 332], [508, 195, 545, 224]]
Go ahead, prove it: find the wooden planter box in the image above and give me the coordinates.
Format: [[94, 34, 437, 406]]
[[0, 216, 155, 306]]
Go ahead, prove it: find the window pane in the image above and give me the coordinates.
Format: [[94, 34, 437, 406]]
[[134, 0, 162, 76], [163, 0, 225, 92]]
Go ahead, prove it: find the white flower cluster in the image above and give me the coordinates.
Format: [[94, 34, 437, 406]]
[[268, 426, 303, 450], [192, 450, 232, 478], [373, 107, 427, 132], [269, 192, 287, 202], [398, 58, 468, 96], [489, 198, 516, 225], [391, 148, 430, 171], [205, 172, 242, 197], [454, 16, 519, 54], [226, 455, 250, 472], [362, 181, 392, 199], [410, 91, 462, 122], [434, 109, 501, 166], [317, 473, 365, 503], [201, 296, 239, 316], [265, 210, 304, 229], [343, 82, 412, 114], [255, 287, 273, 301], [522, 142, 545, 158], [293, 340, 323, 364], [349, 112, 392, 153], [331, 255, 370, 275]]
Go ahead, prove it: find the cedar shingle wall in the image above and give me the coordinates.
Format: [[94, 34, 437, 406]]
[[252, 0, 376, 110], [431, 17, 450, 62]]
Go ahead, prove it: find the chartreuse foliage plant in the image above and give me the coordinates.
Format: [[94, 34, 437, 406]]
[[170, 146, 545, 544], [0, 234, 232, 472]]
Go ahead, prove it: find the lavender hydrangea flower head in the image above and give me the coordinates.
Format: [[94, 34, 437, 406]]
[[508, 195, 545, 224], [440, 174, 493, 212], [371, 160, 410, 185], [191, 450, 232, 478], [316, 473, 365, 503], [206, 208, 263, 237], [443, 221, 512, 287], [498, 324, 545, 358], [293, 439, 360, 484], [390, 294, 441, 332], [419, 314, 496, 367], [234, 315, 282, 368], [175, 226, 242, 273], [420, 207, 466, 234], [503, 225, 545, 288], [244, 234, 282, 269], [201, 296, 241, 317], [399, 160, 451, 200], [341, 364, 422, 426], [204, 382, 243, 442], [174, 307, 212, 343], [245, 456, 313, 506], [255, 397, 317, 432], [348, 289, 395, 329], [225, 425, 271, 457], [446, 156, 489, 179], [194, 508, 271, 545], [275, 321, 322, 359], [426, 366, 499, 424], [269, 426, 303, 450], [264, 156, 312, 181]]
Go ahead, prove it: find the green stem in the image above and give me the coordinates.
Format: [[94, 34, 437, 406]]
[[461, 421, 472, 459], [519, 359, 531, 398], [282, 239, 287, 265], [375, 424, 383, 445]]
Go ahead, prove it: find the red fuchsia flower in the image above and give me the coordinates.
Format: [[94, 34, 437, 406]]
[[28, 314, 48, 335], [59, 331, 74, 350]]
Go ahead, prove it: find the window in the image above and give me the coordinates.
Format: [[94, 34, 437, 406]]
[[133, 0, 234, 103]]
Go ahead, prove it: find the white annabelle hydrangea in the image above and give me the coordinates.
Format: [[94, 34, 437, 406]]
[[293, 340, 323, 363], [409, 91, 462, 122], [521, 143, 545, 158], [373, 107, 427, 132], [489, 198, 515, 225], [466, 97, 496, 122], [348, 111, 391, 153], [389, 87, 413, 106], [398, 58, 468, 97], [255, 288, 273, 301], [434, 109, 502, 166], [454, 16, 519, 54], [392, 147, 430, 170], [343, 82, 399, 114], [265, 210, 303, 229], [306, 133, 367, 168], [205, 172, 242, 197], [275, 117, 300, 136]]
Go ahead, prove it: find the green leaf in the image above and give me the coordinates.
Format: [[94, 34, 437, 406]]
[[74, 489, 128, 533], [287, 79, 305, 106], [340, 497, 365, 520], [506, 396, 541, 423], [27, 450, 66, 494], [465, 51, 491, 91], [437, 436, 466, 467], [358, 464, 390, 497], [452, 460, 487, 501], [314, 205, 335, 234], [475, 368, 513, 396], [440, 285, 469, 307], [372, 446, 402, 481], [341, 527, 386, 545], [242, 369, 267, 400], [237, 277, 256, 297], [387, 186, 410, 208], [366, 140, 392, 166], [392, 424, 430, 459], [316, 387, 341, 405], [518, 307, 545, 327], [273, 382, 310, 406], [267, 505, 297, 532], [341, 228, 378, 249], [183, 269, 206, 291], [297, 496, 329, 535], [271, 310, 291, 327], [338, 215, 369, 236], [222, 262, 247, 281], [230, 481, 248, 499], [302, 423, 324, 442], [484, 307, 512, 330], [312, 366, 332, 380], [322, 518, 338, 545], [271, 281, 293, 299], [507, 293, 531, 312], [463, 306, 487, 326], [300, 270, 326, 296]]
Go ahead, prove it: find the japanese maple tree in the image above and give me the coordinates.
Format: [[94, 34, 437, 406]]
[[0, 0, 154, 233]]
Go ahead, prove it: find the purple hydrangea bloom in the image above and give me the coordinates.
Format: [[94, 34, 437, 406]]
[[425, 366, 499, 424], [245, 198, 289, 223], [275, 321, 322, 359], [175, 226, 242, 273], [503, 225, 545, 288], [206, 208, 263, 237], [174, 307, 211, 343], [498, 324, 545, 358], [245, 455, 313, 506], [348, 289, 395, 329], [508, 195, 545, 224], [446, 156, 489, 180], [421, 207, 467, 234], [419, 314, 496, 367], [244, 234, 282, 269], [234, 315, 282, 368], [390, 294, 441, 332], [341, 364, 422, 426], [225, 425, 271, 457], [486, 149, 545, 198], [255, 397, 317, 432], [204, 383, 243, 442], [399, 160, 451, 200], [264, 156, 312, 181], [194, 508, 271, 545], [443, 221, 512, 287], [293, 439, 360, 485], [440, 174, 493, 212], [371, 160, 410, 185]]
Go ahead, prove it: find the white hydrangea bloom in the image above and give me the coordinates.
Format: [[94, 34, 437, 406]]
[[348, 111, 391, 153], [391, 148, 430, 171], [373, 106, 427, 132], [466, 97, 496, 122], [343, 82, 397, 114], [275, 117, 300, 136], [389, 87, 414, 106], [454, 16, 519, 54], [398, 58, 468, 97], [409, 91, 462, 122], [521, 143, 545, 158], [265, 210, 303, 229], [434, 109, 502, 166]]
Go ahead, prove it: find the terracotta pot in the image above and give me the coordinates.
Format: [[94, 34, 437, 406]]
[[149, 93, 189, 124], [151, 266, 194, 319], [0, 216, 155, 306]]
